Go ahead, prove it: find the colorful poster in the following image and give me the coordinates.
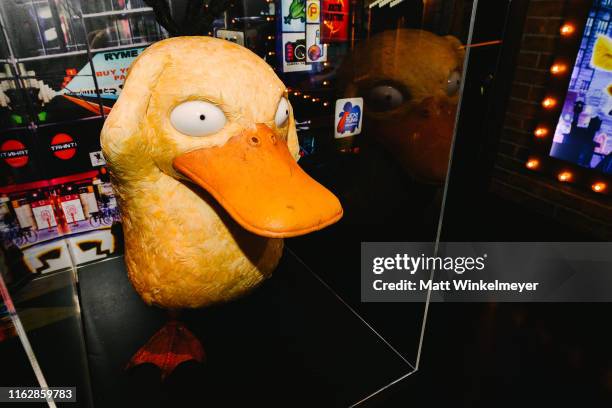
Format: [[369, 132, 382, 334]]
[[0, 116, 121, 273], [65, 47, 145, 102], [0, 47, 144, 127], [335, 97, 363, 138], [282, 33, 311, 72], [551, 1, 612, 174], [321, 0, 349, 43], [282, 0, 306, 32]]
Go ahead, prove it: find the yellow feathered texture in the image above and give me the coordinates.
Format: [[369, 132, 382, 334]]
[[101, 37, 300, 309]]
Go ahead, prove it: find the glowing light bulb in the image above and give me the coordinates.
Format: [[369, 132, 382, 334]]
[[322, 81, 329, 86], [542, 97, 557, 109], [550, 63, 567, 75], [560, 23, 575, 36], [323, 102, 329, 107], [592, 181, 607, 193], [534, 127, 548, 138], [526, 159, 540, 169], [558, 171, 573, 182]]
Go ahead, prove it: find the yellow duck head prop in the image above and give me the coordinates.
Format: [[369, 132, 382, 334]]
[[101, 37, 343, 310]]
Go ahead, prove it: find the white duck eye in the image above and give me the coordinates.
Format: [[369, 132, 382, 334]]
[[366, 85, 405, 112], [275, 97, 290, 127], [170, 100, 226, 137], [446, 70, 462, 96]]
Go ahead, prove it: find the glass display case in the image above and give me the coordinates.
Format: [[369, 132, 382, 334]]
[[1, 0, 610, 407], [0, 251, 93, 407]]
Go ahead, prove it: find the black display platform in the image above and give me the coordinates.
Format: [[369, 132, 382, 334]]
[[78, 251, 415, 407]]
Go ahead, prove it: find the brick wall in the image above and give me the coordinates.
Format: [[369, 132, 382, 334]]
[[491, 0, 612, 239]]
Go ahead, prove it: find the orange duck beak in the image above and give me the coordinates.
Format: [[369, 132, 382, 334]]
[[173, 124, 343, 238]]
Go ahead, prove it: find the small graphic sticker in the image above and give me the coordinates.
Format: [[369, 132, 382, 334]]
[[282, 0, 306, 32], [215, 29, 245, 46], [306, 0, 320, 23], [335, 97, 363, 138], [90, 151, 106, 166], [282, 33, 311, 72], [306, 23, 327, 63]]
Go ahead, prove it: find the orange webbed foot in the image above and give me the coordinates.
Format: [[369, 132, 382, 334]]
[[126, 320, 205, 380]]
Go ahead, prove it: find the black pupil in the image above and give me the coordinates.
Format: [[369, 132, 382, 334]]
[[199, 114, 206, 120]]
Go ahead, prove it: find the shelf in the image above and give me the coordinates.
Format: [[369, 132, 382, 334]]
[[80, 7, 154, 19]]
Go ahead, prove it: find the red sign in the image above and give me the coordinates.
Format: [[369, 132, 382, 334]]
[[322, 0, 349, 43], [59, 193, 80, 202], [51, 133, 77, 160], [0, 140, 29, 168], [30, 199, 52, 208]]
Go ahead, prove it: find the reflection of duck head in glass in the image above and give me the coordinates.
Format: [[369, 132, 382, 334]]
[[339, 29, 464, 185]]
